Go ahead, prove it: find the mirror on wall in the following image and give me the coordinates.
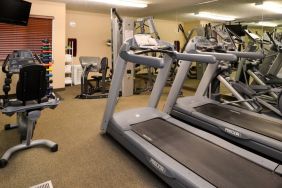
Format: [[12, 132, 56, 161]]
[[151, 0, 281, 48], [149, 0, 282, 81]]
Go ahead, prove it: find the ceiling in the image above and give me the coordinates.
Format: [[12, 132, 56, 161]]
[[40, 0, 282, 23], [158, 0, 282, 22], [40, 0, 208, 16]]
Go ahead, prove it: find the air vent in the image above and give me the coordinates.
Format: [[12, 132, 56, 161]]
[[30, 181, 53, 188]]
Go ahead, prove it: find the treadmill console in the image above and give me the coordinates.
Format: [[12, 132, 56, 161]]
[[79, 56, 101, 72], [1, 50, 40, 106], [4, 50, 36, 74], [195, 37, 226, 53], [133, 34, 171, 50]]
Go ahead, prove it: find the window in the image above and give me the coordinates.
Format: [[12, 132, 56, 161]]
[[0, 17, 52, 60]]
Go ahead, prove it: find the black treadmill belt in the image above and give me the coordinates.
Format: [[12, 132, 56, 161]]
[[195, 103, 282, 141], [132, 119, 282, 188]]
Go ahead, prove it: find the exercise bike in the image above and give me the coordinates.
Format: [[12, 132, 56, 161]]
[[0, 50, 59, 168], [76, 56, 110, 99]]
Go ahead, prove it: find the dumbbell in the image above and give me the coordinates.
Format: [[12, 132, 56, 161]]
[[41, 46, 52, 50], [46, 73, 53, 78]]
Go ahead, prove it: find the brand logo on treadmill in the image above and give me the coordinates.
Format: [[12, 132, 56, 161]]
[[149, 158, 166, 174], [224, 128, 241, 138], [229, 110, 240, 115]]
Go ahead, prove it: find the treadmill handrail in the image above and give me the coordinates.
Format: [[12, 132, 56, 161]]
[[227, 51, 265, 60], [175, 52, 216, 64], [120, 50, 164, 68], [196, 51, 237, 61], [120, 47, 217, 68], [133, 49, 217, 64]]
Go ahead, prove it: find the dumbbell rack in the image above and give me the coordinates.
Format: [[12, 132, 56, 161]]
[[40, 39, 53, 96]]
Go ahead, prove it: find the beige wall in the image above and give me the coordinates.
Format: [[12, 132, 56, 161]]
[[183, 20, 202, 47], [66, 11, 185, 65], [248, 26, 273, 36], [184, 20, 220, 34], [154, 19, 185, 45], [29, 0, 66, 89], [184, 20, 201, 32], [0, 0, 66, 95], [66, 11, 111, 65]]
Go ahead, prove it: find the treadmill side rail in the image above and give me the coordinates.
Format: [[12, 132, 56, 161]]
[[275, 165, 282, 175], [125, 131, 215, 188], [172, 96, 282, 163], [101, 54, 127, 133]]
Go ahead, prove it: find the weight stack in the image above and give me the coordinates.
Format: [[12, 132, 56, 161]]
[[40, 39, 53, 96]]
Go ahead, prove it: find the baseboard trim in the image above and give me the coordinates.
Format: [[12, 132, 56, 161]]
[[54, 88, 65, 92]]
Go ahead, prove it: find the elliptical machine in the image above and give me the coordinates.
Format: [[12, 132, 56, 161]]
[[208, 25, 282, 117], [76, 56, 109, 99]]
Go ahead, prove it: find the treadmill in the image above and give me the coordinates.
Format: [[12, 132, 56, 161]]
[[164, 36, 282, 163], [101, 35, 282, 188]]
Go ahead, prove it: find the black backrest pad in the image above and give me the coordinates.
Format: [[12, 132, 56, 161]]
[[279, 91, 282, 113], [100, 57, 108, 72], [16, 64, 47, 102]]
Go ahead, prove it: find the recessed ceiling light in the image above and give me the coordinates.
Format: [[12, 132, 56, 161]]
[[69, 21, 76, 28], [191, 12, 236, 21], [257, 21, 278, 27], [89, 0, 148, 8], [255, 1, 282, 14], [248, 21, 278, 27]]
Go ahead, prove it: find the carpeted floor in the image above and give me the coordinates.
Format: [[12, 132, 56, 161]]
[[0, 82, 196, 188]]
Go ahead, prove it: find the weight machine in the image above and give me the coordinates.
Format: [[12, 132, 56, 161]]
[[111, 8, 160, 96], [76, 56, 110, 99]]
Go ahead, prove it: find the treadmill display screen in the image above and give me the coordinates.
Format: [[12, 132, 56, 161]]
[[225, 25, 247, 37]]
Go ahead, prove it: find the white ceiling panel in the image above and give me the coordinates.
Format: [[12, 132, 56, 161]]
[[38, 0, 282, 22]]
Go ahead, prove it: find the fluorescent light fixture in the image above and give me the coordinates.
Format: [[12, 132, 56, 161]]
[[257, 21, 278, 27], [196, 0, 219, 5], [255, 2, 282, 14], [248, 21, 278, 27], [192, 12, 236, 21], [89, 0, 148, 8]]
